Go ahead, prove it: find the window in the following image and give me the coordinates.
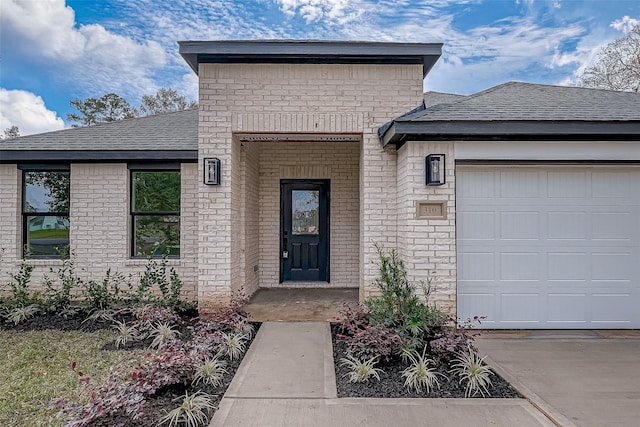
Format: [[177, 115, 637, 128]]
[[22, 169, 70, 258], [131, 170, 180, 257]]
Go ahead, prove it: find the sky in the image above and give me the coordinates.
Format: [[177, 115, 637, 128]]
[[1, 0, 639, 136]]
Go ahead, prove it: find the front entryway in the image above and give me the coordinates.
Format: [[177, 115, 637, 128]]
[[280, 180, 330, 282]]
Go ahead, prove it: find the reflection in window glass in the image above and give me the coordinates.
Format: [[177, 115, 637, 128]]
[[25, 215, 70, 257], [131, 171, 180, 257], [292, 190, 319, 235], [22, 171, 70, 258]]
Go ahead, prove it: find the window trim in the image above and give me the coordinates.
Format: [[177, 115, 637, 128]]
[[129, 168, 181, 259], [21, 167, 70, 259]]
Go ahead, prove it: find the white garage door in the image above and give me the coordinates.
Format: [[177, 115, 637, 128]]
[[456, 166, 640, 329]]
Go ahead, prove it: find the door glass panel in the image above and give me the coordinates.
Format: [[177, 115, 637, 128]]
[[292, 190, 319, 235]]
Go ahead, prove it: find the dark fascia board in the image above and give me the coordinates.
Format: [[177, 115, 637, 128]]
[[178, 40, 443, 77], [0, 150, 198, 163], [380, 121, 640, 146]]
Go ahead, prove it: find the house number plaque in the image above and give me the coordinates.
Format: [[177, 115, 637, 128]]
[[416, 201, 447, 220]]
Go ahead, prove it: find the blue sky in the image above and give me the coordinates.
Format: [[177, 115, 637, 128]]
[[1, 0, 639, 135]]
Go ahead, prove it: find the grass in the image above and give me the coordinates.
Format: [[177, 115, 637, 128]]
[[0, 329, 141, 427]]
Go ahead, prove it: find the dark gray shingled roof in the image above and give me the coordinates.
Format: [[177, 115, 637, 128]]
[[381, 82, 640, 146], [0, 109, 198, 162], [423, 91, 466, 108]]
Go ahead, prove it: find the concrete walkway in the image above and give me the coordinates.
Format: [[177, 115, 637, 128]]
[[210, 322, 554, 427]]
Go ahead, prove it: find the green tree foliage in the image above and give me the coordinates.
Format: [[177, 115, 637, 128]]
[[1, 125, 20, 139], [66, 89, 197, 127], [133, 172, 181, 212], [139, 88, 197, 116], [25, 171, 70, 213], [578, 24, 640, 92], [67, 93, 136, 126]]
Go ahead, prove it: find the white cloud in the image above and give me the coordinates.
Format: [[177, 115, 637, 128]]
[[276, 0, 356, 23], [0, 88, 65, 136], [611, 15, 639, 33], [1, 0, 166, 100]]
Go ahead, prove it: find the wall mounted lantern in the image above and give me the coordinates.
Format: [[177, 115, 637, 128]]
[[425, 154, 445, 186], [204, 158, 221, 185]]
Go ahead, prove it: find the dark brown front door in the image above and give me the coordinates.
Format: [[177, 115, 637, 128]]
[[280, 180, 329, 282]]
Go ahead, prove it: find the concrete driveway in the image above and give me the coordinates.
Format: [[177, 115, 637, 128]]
[[476, 332, 640, 427]]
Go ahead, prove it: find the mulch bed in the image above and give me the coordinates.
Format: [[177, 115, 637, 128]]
[[331, 325, 521, 399], [2, 310, 258, 427]]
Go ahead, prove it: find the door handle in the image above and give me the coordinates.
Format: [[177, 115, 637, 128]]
[[282, 231, 288, 259]]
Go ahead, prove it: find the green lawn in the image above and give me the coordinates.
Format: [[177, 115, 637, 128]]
[[28, 229, 69, 239], [0, 329, 140, 427]]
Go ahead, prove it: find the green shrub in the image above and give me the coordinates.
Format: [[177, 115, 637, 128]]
[[364, 243, 446, 340], [82, 269, 124, 310]]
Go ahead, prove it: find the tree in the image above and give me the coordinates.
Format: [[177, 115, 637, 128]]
[[67, 93, 136, 126], [66, 89, 197, 127], [578, 25, 640, 92], [1, 125, 20, 139], [139, 88, 197, 116]]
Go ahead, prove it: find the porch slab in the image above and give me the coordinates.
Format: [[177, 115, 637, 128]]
[[244, 288, 358, 322]]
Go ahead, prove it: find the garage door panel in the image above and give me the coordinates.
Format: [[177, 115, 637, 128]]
[[548, 212, 587, 240], [500, 171, 540, 198], [458, 252, 495, 280], [547, 253, 587, 280], [592, 213, 631, 240], [592, 172, 631, 198], [591, 253, 632, 280], [500, 253, 539, 280], [547, 171, 587, 198], [592, 294, 632, 323], [500, 294, 539, 322], [457, 167, 640, 329], [457, 211, 495, 240], [547, 294, 587, 322], [500, 211, 539, 239], [457, 293, 496, 323], [457, 171, 496, 198]]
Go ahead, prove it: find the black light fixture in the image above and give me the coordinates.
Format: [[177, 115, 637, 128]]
[[425, 154, 445, 186], [204, 158, 221, 185]]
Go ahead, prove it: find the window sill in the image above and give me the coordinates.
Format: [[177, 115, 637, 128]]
[[124, 258, 181, 267], [23, 259, 64, 267]]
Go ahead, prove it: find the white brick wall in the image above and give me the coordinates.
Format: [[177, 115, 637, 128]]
[[197, 62, 425, 308], [0, 163, 198, 301], [397, 142, 457, 315], [0, 164, 21, 269]]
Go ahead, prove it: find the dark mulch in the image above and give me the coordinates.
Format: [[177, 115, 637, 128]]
[[0, 310, 132, 332], [331, 325, 521, 399], [3, 310, 258, 427]]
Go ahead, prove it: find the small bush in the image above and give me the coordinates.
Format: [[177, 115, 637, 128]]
[[149, 322, 181, 350], [218, 332, 248, 361], [41, 254, 84, 313], [337, 323, 402, 362], [192, 357, 227, 387], [159, 391, 215, 427], [82, 269, 124, 310], [340, 355, 384, 383], [6, 257, 37, 307], [5, 304, 40, 325], [450, 347, 493, 397], [401, 347, 446, 393], [364, 244, 447, 340]]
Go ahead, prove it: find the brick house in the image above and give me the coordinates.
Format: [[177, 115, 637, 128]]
[[2, 40, 639, 329]]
